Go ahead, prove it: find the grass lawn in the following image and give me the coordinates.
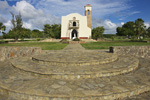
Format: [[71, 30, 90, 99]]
[[81, 41, 150, 50], [0, 42, 68, 50]]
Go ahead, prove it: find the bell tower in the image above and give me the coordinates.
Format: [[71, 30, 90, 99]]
[[84, 4, 92, 28]]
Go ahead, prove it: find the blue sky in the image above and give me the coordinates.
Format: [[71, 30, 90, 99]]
[[0, 0, 150, 34]]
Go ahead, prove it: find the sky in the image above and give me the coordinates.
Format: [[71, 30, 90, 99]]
[[0, 0, 150, 34]]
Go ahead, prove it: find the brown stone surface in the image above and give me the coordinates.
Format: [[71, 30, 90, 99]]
[[0, 44, 150, 100], [0, 47, 41, 61], [10, 56, 139, 79], [111, 46, 150, 58], [0, 58, 150, 100]]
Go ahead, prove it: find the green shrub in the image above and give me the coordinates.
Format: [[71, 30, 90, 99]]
[[73, 38, 80, 41], [36, 38, 41, 41]]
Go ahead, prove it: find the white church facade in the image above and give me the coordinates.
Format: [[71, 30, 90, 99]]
[[61, 4, 92, 39]]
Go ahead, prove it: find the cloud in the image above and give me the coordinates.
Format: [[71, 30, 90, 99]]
[[4, 20, 12, 31], [118, 11, 140, 20], [1, 1, 60, 31], [30, 0, 132, 18], [121, 22, 125, 25], [0, 0, 140, 34], [93, 19, 120, 34], [144, 23, 150, 29]]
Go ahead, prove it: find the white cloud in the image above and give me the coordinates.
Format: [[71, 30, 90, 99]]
[[144, 23, 150, 29], [28, 0, 132, 18], [93, 19, 118, 34], [104, 20, 117, 29], [0, 0, 141, 34], [0, 1, 10, 13], [118, 11, 140, 20], [0, 1, 60, 31], [13, 1, 43, 20], [121, 22, 125, 25], [4, 20, 12, 32]]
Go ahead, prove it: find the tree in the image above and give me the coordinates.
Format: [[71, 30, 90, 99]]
[[146, 27, 150, 37], [116, 21, 135, 36], [116, 27, 123, 36], [51, 24, 61, 39], [20, 28, 31, 39], [133, 18, 146, 36], [116, 18, 146, 38], [92, 26, 105, 40], [43, 24, 61, 39], [10, 12, 23, 41], [31, 29, 43, 38], [0, 22, 6, 34], [43, 24, 52, 38]]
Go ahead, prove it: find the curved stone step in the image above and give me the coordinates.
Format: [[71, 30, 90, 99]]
[[32, 50, 118, 66], [10, 56, 139, 79], [0, 58, 150, 100]]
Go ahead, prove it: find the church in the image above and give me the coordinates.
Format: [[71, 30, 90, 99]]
[[61, 4, 92, 39]]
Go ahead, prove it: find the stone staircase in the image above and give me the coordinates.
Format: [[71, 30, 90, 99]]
[[0, 44, 150, 100]]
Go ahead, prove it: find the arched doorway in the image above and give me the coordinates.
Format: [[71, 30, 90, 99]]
[[71, 29, 78, 39]]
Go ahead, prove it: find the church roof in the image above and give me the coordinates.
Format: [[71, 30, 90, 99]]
[[85, 4, 92, 7]]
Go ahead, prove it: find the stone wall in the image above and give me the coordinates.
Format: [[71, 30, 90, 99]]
[[110, 46, 150, 58], [0, 47, 41, 61]]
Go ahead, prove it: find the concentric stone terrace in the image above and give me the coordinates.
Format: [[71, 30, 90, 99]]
[[32, 50, 118, 66], [0, 44, 150, 100], [10, 56, 139, 79]]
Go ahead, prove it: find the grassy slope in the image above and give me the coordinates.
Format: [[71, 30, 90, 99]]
[[81, 41, 150, 49], [0, 42, 68, 50]]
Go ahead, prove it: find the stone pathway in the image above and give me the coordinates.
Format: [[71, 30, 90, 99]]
[[0, 44, 150, 100], [63, 43, 85, 50]]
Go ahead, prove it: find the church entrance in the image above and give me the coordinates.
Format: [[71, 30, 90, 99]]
[[71, 29, 78, 39]]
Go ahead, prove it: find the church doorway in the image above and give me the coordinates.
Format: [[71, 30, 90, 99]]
[[71, 29, 78, 39]]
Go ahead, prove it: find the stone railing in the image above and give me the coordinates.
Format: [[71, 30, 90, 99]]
[[110, 46, 150, 58], [0, 47, 41, 61]]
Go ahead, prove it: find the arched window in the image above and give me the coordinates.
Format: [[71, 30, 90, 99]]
[[87, 10, 90, 15], [73, 22, 76, 26]]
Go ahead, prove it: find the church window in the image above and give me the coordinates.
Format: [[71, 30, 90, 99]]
[[73, 22, 76, 26], [87, 10, 90, 15]]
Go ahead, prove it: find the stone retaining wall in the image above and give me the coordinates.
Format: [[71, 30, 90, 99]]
[[110, 46, 150, 58], [0, 47, 41, 61]]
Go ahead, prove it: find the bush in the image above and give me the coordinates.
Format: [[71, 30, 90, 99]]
[[36, 38, 41, 41], [73, 38, 80, 41]]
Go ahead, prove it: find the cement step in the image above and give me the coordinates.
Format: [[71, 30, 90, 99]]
[[10, 56, 139, 79], [32, 50, 118, 66], [0, 58, 150, 100]]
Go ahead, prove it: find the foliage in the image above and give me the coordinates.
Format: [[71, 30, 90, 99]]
[[43, 24, 61, 39], [8, 27, 31, 39], [92, 26, 105, 40], [31, 29, 44, 38], [9, 12, 23, 41], [73, 38, 80, 41], [133, 18, 146, 36], [103, 34, 116, 38], [20, 28, 31, 38], [146, 27, 150, 37], [36, 38, 41, 41], [116, 19, 146, 38], [116, 21, 135, 36]]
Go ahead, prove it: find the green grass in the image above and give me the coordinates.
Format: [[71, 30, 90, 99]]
[[81, 41, 150, 50], [0, 42, 68, 50]]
